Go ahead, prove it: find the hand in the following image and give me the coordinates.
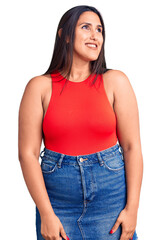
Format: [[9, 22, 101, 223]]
[[110, 206, 137, 240], [40, 211, 69, 240]]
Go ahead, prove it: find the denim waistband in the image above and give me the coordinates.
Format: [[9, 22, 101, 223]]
[[39, 142, 123, 167]]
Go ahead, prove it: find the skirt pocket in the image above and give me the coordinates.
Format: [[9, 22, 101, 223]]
[[41, 156, 58, 174], [102, 151, 125, 172]]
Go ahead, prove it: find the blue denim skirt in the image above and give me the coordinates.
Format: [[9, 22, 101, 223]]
[[36, 142, 138, 240]]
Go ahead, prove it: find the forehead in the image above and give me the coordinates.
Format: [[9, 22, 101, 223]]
[[77, 11, 101, 25]]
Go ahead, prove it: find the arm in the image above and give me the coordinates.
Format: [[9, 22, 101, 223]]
[[105, 70, 143, 239], [113, 70, 143, 211], [18, 76, 54, 217], [18, 76, 68, 240]]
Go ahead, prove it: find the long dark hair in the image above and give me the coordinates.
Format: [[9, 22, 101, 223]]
[[43, 5, 111, 91]]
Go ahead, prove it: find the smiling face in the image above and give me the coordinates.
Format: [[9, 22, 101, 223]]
[[73, 11, 104, 63]]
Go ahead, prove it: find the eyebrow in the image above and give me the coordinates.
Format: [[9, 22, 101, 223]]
[[79, 22, 103, 28]]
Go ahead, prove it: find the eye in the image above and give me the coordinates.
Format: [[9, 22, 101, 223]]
[[82, 25, 90, 30], [97, 27, 102, 33]]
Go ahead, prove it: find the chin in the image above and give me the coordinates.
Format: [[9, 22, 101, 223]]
[[83, 54, 100, 62], [88, 56, 99, 62]]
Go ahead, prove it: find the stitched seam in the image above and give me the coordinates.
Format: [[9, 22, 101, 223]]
[[77, 203, 87, 240], [41, 163, 58, 174], [89, 166, 95, 201], [41, 155, 57, 162], [103, 162, 125, 171]]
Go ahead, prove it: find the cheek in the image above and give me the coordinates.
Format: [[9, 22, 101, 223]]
[[74, 37, 86, 51], [74, 34, 83, 47], [74, 30, 88, 46], [99, 36, 104, 47]]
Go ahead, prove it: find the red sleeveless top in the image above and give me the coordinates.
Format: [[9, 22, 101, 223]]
[[42, 70, 118, 156]]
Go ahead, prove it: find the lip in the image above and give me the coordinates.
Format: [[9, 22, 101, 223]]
[[85, 43, 98, 49]]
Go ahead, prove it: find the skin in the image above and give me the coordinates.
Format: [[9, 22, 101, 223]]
[[18, 11, 143, 240]]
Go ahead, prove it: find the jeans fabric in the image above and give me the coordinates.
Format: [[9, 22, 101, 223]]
[[36, 142, 138, 240]]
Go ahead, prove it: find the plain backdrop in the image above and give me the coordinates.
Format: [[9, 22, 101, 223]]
[[0, 0, 161, 239]]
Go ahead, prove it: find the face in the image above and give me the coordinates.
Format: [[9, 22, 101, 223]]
[[73, 11, 104, 62]]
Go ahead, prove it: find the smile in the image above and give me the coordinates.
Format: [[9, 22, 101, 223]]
[[85, 43, 98, 49]]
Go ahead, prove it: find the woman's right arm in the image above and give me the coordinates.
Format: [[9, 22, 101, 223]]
[[18, 76, 68, 240]]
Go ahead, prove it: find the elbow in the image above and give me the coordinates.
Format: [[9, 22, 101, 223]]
[[121, 141, 143, 155], [18, 148, 39, 162], [18, 152, 26, 162], [18, 150, 27, 162]]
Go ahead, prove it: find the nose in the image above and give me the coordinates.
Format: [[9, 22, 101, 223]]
[[90, 29, 97, 40]]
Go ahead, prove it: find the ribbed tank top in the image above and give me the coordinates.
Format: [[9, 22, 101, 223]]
[[42, 70, 118, 156]]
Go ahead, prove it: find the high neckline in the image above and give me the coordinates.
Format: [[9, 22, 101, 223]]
[[57, 70, 93, 84]]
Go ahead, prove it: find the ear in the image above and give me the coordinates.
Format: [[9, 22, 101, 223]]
[[58, 28, 62, 38], [58, 28, 70, 43], [66, 36, 70, 43]]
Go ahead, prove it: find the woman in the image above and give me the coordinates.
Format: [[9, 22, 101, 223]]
[[18, 5, 143, 240]]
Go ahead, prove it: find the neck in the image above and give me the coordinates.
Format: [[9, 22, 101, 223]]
[[69, 54, 92, 82]]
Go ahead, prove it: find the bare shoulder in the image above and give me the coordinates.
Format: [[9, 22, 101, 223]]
[[102, 70, 141, 151], [103, 69, 135, 100], [25, 74, 52, 100], [19, 73, 52, 121], [103, 69, 131, 87], [18, 74, 52, 158]]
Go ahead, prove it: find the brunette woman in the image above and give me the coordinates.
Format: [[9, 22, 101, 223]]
[[18, 5, 143, 240]]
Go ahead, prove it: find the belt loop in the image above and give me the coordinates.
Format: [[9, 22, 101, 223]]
[[96, 152, 104, 166], [118, 144, 124, 160], [57, 154, 65, 168], [40, 148, 45, 158], [119, 145, 124, 154]]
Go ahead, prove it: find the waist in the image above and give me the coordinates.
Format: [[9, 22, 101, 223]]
[[40, 141, 124, 165]]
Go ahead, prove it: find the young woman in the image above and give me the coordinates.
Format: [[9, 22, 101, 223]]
[[18, 5, 143, 240]]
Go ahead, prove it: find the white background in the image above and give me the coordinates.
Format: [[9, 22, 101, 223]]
[[0, 0, 161, 239]]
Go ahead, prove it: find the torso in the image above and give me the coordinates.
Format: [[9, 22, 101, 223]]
[[41, 70, 115, 120]]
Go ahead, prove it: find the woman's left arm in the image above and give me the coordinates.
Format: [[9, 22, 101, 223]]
[[106, 70, 143, 240]]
